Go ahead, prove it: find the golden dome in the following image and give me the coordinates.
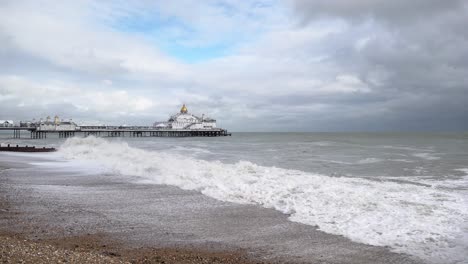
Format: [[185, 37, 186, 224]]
[[180, 104, 188, 113]]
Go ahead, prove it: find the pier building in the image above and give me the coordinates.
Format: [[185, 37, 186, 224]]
[[20, 116, 78, 131], [154, 104, 216, 129], [37, 115, 77, 131], [0, 120, 14, 127]]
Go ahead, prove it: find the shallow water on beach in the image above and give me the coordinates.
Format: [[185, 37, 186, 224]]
[[1, 132, 468, 263]]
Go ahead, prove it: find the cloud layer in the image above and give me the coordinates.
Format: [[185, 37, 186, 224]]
[[1, 0, 467, 131]]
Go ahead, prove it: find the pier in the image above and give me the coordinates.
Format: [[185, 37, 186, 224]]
[[0, 105, 232, 139], [0, 126, 231, 139]]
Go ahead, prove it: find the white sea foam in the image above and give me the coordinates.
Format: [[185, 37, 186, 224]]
[[309, 141, 335, 146], [388, 159, 414, 163], [357, 157, 383, 164], [412, 152, 441, 160], [308, 157, 383, 165], [308, 158, 353, 165], [386, 175, 468, 190], [29, 159, 109, 174], [455, 168, 468, 175], [58, 137, 468, 263], [310, 157, 385, 165], [172, 146, 212, 155], [381, 145, 434, 152]]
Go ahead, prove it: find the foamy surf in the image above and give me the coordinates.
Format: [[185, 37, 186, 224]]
[[59, 137, 468, 263], [412, 152, 441, 160]]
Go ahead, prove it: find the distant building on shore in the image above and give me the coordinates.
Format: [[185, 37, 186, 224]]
[[154, 104, 217, 130], [0, 120, 14, 127]]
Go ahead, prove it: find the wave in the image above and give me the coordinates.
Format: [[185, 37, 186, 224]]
[[58, 137, 468, 263], [308, 157, 383, 165], [412, 152, 441, 160], [381, 145, 435, 152], [357, 157, 383, 164], [310, 157, 389, 165], [308, 141, 336, 147], [388, 159, 414, 163], [455, 168, 468, 176], [172, 146, 212, 155]]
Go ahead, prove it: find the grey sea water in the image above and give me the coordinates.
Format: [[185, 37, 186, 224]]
[[1, 132, 468, 263], [3, 132, 467, 179], [142, 132, 468, 179]]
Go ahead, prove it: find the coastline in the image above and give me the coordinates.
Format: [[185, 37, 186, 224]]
[[0, 232, 254, 264], [0, 192, 259, 263], [0, 153, 424, 264]]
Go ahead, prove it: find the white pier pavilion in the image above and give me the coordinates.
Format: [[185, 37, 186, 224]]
[[154, 104, 216, 130]]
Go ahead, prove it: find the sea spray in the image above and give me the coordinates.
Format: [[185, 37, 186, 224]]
[[59, 136, 468, 263]]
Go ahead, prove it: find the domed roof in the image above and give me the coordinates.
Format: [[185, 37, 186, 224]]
[[180, 104, 188, 113]]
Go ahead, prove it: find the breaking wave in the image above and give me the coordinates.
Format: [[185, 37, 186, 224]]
[[357, 157, 383, 164], [412, 152, 441, 160], [59, 137, 468, 263]]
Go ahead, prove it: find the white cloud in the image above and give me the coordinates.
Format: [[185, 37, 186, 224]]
[[0, 1, 467, 131], [0, 1, 187, 80], [0, 75, 154, 115]]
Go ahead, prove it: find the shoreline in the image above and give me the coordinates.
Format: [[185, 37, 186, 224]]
[[0, 166, 257, 264], [0, 232, 256, 264], [0, 153, 424, 264]]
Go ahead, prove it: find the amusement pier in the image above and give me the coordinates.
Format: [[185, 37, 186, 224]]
[[0, 105, 231, 139]]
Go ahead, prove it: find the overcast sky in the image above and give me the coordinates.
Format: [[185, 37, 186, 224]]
[[1, 0, 467, 131]]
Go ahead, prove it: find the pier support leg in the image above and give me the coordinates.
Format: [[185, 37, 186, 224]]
[[13, 130, 20, 139]]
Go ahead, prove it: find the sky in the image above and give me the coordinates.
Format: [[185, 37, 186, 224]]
[[0, 0, 467, 131]]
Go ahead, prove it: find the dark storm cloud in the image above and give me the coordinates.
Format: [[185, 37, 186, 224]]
[[292, 0, 465, 23], [287, 0, 468, 131]]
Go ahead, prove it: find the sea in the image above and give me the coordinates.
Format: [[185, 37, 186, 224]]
[[1, 132, 468, 263]]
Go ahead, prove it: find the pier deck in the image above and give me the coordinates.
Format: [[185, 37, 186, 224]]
[[0, 127, 231, 139]]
